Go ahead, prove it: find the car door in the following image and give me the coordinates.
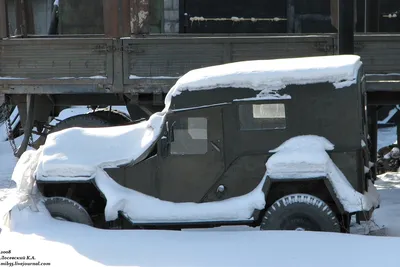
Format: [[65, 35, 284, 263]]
[[158, 106, 225, 203]]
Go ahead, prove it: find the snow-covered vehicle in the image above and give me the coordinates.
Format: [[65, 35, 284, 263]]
[[11, 55, 379, 233]]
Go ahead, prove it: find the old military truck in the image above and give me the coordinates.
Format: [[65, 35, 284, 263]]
[[2, 0, 400, 181], [14, 55, 378, 233]]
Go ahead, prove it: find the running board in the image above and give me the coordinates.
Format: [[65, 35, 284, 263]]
[[118, 211, 255, 229]]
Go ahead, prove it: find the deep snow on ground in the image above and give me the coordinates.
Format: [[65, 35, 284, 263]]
[[2, 203, 400, 267], [0, 127, 400, 266]]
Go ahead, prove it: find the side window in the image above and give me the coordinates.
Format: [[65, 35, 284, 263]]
[[239, 103, 286, 130], [170, 117, 208, 155]]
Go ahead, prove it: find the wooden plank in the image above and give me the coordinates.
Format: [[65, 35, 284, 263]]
[[0, 38, 113, 82]]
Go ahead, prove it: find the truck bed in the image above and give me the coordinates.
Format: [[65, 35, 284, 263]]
[[1, 33, 400, 94]]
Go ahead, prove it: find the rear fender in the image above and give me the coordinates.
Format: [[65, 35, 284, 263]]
[[257, 177, 346, 218]]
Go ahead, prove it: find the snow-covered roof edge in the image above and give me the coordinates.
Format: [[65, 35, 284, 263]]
[[164, 55, 362, 107]]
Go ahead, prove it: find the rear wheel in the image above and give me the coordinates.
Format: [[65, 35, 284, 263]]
[[260, 193, 340, 232]]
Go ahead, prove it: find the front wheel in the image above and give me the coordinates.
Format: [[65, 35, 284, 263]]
[[260, 194, 340, 232], [44, 197, 93, 226]]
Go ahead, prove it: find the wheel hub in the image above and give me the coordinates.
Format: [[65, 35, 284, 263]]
[[282, 216, 320, 232]]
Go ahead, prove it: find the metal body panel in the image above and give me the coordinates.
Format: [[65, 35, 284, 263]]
[[109, 80, 364, 206], [203, 155, 268, 202], [169, 81, 364, 195], [124, 155, 159, 198], [0, 38, 113, 84], [157, 106, 225, 202]]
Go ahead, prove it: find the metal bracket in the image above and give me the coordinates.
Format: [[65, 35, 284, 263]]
[[122, 44, 145, 54], [314, 41, 365, 54], [354, 42, 365, 52], [314, 42, 335, 53], [92, 44, 115, 54]]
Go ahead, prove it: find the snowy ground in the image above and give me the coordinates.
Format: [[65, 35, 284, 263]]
[[1, 126, 400, 266]]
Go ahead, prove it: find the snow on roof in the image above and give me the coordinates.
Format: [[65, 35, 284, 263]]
[[165, 55, 362, 104]]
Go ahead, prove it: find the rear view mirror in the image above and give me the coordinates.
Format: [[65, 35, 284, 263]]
[[169, 121, 176, 142]]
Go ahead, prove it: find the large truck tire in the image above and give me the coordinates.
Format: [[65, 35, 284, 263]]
[[32, 114, 112, 148], [89, 110, 132, 126], [49, 113, 112, 133], [260, 193, 340, 232], [44, 197, 93, 226]]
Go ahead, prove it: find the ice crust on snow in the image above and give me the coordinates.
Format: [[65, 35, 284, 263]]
[[266, 135, 380, 213], [164, 55, 362, 104], [95, 168, 266, 222]]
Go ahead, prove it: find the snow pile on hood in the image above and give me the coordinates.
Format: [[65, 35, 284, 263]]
[[35, 112, 165, 180], [164, 55, 362, 104], [266, 135, 380, 213]]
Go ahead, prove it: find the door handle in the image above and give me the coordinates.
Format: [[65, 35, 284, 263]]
[[210, 141, 220, 152]]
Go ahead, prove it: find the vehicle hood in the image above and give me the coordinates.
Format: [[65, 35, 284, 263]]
[[34, 112, 166, 180]]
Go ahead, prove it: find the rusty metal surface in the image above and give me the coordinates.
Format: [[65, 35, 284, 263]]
[[0, 0, 8, 38], [130, 0, 150, 35], [0, 38, 113, 84], [103, 0, 130, 37]]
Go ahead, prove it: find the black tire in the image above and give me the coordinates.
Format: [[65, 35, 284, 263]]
[[89, 110, 133, 126], [32, 114, 112, 148], [260, 193, 340, 232], [50, 113, 112, 133], [44, 197, 93, 226]]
